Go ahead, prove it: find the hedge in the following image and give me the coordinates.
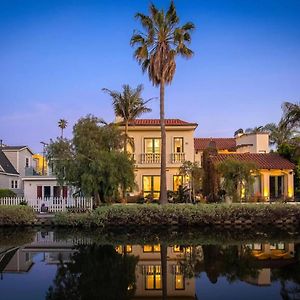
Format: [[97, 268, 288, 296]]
[[0, 189, 16, 197], [0, 205, 36, 225], [54, 203, 300, 228]]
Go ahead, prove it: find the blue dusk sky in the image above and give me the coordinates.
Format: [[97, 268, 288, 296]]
[[0, 0, 300, 152]]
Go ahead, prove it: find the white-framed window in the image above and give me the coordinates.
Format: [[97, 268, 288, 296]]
[[11, 180, 18, 189], [25, 157, 30, 167]]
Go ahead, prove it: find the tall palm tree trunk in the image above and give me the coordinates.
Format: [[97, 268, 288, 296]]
[[61, 128, 64, 139], [161, 243, 168, 299], [160, 81, 167, 204], [124, 120, 128, 154], [122, 120, 129, 202]]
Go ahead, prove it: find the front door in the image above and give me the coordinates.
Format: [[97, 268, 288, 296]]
[[270, 176, 284, 199]]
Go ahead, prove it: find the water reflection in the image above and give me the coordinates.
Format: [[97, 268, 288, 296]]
[[0, 230, 300, 299]]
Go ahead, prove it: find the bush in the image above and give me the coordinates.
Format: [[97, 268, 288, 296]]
[[0, 205, 36, 225], [0, 189, 16, 197], [53, 203, 300, 228]]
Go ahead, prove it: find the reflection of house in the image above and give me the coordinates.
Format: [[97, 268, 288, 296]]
[[241, 242, 295, 286], [1, 248, 33, 273], [116, 244, 198, 299]]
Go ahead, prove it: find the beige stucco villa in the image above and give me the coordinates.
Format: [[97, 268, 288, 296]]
[[119, 118, 295, 201]]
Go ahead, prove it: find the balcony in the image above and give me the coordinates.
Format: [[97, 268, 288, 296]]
[[141, 153, 161, 164], [171, 152, 185, 163]]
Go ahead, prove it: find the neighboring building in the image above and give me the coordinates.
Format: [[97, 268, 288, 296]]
[[1, 146, 35, 178], [210, 153, 295, 200], [22, 176, 70, 199], [0, 149, 22, 195], [118, 119, 198, 199], [32, 153, 48, 175], [0, 146, 36, 195]]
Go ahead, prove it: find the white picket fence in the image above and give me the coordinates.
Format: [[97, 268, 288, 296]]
[[0, 197, 93, 213]]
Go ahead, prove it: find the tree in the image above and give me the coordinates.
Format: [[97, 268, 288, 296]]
[[102, 84, 152, 153], [179, 161, 202, 202], [131, 1, 195, 204], [202, 143, 219, 202], [58, 119, 68, 138], [244, 126, 264, 134], [278, 141, 300, 196], [217, 159, 257, 203], [263, 121, 298, 147], [47, 115, 135, 205], [282, 101, 300, 128]]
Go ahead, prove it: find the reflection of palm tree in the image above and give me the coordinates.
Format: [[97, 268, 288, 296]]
[[46, 245, 138, 300], [161, 243, 168, 300]]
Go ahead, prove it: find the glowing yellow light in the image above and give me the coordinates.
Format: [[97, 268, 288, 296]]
[[288, 188, 293, 198]]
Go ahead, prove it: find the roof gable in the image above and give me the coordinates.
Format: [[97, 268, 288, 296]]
[[2, 146, 34, 155], [0, 150, 19, 175]]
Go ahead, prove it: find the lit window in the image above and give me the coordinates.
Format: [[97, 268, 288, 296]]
[[270, 243, 285, 250], [253, 243, 262, 250], [143, 245, 161, 252], [115, 245, 122, 254], [126, 245, 132, 253], [173, 175, 183, 192], [175, 265, 185, 290], [174, 137, 184, 153], [143, 176, 160, 199], [144, 138, 161, 153], [173, 245, 183, 253], [145, 265, 161, 290]]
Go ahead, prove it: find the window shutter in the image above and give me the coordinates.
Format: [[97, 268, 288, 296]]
[[63, 186, 68, 199], [37, 186, 42, 198]]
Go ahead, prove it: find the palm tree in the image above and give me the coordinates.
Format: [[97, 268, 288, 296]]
[[244, 126, 264, 134], [131, 1, 195, 204], [102, 84, 152, 153], [282, 101, 300, 128], [263, 121, 298, 147], [58, 119, 68, 138]]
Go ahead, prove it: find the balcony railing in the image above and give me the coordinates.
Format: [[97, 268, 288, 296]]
[[171, 152, 185, 163], [141, 153, 161, 164]]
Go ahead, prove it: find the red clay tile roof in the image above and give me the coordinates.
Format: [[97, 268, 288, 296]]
[[194, 138, 236, 151], [126, 119, 198, 126], [210, 153, 295, 170]]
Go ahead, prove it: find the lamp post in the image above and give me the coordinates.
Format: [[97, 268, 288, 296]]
[[40, 141, 48, 175]]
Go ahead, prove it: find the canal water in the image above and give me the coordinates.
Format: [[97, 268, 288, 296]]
[[0, 228, 299, 300]]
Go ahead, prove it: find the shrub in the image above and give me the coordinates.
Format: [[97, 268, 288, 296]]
[[0, 205, 36, 225], [0, 189, 16, 197], [53, 203, 300, 228]]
